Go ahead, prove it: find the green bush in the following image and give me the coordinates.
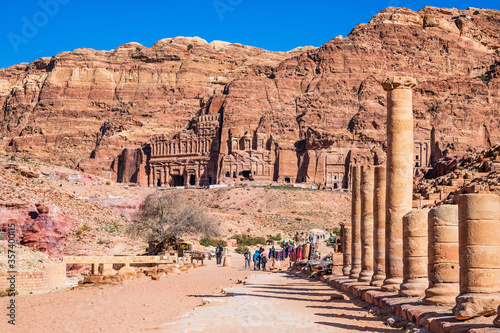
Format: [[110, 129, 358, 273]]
[[199, 237, 227, 247], [76, 224, 90, 236], [270, 233, 282, 241], [231, 234, 266, 246], [235, 245, 248, 255], [478, 74, 490, 85]]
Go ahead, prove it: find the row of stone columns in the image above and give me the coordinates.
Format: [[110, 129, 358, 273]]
[[342, 76, 500, 322]]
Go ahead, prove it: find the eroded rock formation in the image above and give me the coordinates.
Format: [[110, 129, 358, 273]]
[[1, 7, 499, 186]]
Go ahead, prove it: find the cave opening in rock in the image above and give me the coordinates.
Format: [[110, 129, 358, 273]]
[[172, 176, 184, 187]]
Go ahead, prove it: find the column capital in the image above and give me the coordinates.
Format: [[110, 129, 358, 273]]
[[382, 76, 417, 91]]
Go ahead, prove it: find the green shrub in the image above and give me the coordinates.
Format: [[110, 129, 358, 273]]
[[332, 227, 341, 234], [76, 224, 90, 236], [270, 233, 282, 241], [199, 237, 227, 247], [257, 209, 262, 212], [295, 217, 302, 221], [187, 44, 193, 51], [230, 234, 266, 246], [235, 245, 248, 255], [478, 74, 490, 85]]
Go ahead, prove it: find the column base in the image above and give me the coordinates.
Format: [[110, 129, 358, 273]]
[[454, 293, 500, 320], [342, 267, 350, 276], [358, 270, 373, 283], [423, 283, 460, 306], [349, 267, 361, 280], [399, 278, 428, 298], [370, 274, 386, 287], [381, 277, 402, 292]]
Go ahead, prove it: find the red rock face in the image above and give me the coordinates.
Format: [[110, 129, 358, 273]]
[[1, 8, 499, 186], [0, 202, 76, 256]]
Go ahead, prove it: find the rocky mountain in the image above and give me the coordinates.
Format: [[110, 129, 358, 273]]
[[1, 6, 499, 185]]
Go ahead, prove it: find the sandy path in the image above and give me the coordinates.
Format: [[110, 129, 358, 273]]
[[156, 270, 398, 333], [0, 255, 261, 333]]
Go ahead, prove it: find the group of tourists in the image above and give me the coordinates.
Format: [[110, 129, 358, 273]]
[[244, 246, 272, 270], [242, 236, 321, 270]]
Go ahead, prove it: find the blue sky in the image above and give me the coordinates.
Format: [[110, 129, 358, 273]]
[[0, 0, 498, 69]]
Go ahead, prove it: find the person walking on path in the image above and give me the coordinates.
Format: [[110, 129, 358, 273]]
[[253, 249, 261, 270], [268, 246, 275, 259], [216, 245, 223, 265], [244, 249, 252, 268], [260, 251, 268, 271]]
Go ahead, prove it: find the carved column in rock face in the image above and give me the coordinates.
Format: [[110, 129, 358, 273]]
[[350, 166, 362, 279], [371, 165, 386, 286], [341, 224, 352, 276], [399, 209, 429, 297], [359, 165, 374, 282], [381, 76, 416, 292], [455, 194, 500, 320], [423, 205, 459, 306]]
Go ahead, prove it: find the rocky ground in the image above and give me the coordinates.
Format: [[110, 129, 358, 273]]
[[415, 144, 500, 206]]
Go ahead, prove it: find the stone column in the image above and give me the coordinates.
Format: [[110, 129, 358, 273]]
[[350, 165, 362, 279], [371, 165, 386, 286], [455, 193, 500, 320], [423, 205, 459, 306], [381, 76, 416, 292], [359, 165, 374, 282], [341, 224, 352, 276], [399, 209, 429, 297]]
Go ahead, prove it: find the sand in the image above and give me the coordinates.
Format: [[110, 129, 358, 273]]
[[0, 255, 261, 332]]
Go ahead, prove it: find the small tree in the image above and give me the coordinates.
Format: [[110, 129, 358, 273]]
[[127, 192, 219, 254]]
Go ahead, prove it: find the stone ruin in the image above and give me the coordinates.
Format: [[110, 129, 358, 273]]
[[340, 76, 500, 329], [112, 84, 437, 188]]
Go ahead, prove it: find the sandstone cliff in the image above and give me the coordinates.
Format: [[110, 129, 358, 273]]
[[1, 7, 499, 185]]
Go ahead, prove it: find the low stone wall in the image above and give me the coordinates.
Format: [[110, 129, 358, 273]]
[[0, 262, 66, 295]]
